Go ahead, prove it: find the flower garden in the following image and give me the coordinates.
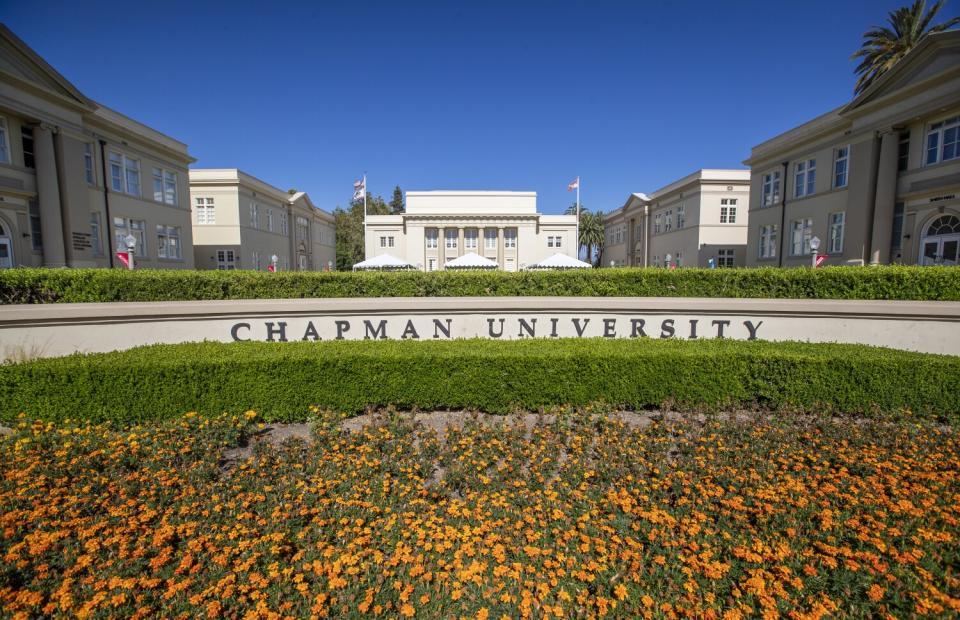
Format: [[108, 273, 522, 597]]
[[2, 408, 958, 619]]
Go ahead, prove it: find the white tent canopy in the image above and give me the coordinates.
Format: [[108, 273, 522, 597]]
[[443, 252, 499, 270], [352, 253, 415, 271], [526, 253, 593, 270]]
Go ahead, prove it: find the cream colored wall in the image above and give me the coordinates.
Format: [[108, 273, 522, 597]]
[[406, 192, 537, 215]]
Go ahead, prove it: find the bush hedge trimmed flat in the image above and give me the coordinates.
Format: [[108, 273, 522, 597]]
[[1, 338, 956, 424], [0, 265, 958, 303]]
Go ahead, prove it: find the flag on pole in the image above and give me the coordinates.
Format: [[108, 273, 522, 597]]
[[353, 177, 366, 201], [567, 177, 579, 191], [115, 251, 130, 268], [815, 254, 827, 267], [267, 264, 276, 272]]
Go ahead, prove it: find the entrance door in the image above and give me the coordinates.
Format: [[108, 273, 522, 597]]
[[298, 253, 307, 271], [919, 215, 960, 266], [0, 237, 12, 268]]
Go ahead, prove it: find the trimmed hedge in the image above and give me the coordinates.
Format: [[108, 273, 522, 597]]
[[1, 265, 959, 303], [1, 339, 957, 424]]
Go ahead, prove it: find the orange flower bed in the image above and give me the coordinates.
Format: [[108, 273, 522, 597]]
[[1, 411, 958, 618]]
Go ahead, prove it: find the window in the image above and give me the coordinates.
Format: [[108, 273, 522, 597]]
[[195, 197, 215, 224], [252, 251, 261, 270], [249, 203, 259, 229], [426, 229, 438, 249], [717, 249, 735, 268], [547, 235, 561, 248], [652, 255, 659, 267], [21, 126, 34, 168], [654, 214, 662, 234], [833, 146, 849, 188], [464, 228, 478, 250], [280, 211, 288, 236], [428, 258, 437, 272], [925, 115, 959, 165], [156, 225, 182, 259], [720, 199, 737, 223], [758, 224, 778, 259], [485, 229, 497, 250], [790, 218, 813, 256], [891, 202, 905, 251], [266, 208, 274, 232], [152, 167, 178, 205], [109, 152, 140, 196], [828, 212, 845, 254], [761, 170, 781, 207], [29, 202, 42, 250], [90, 212, 102, 255], [664, 210, 673, 232], [504, 228, 517, 249], [296, 216, 309, 242], [676, 205, 685, 229], [445, 229, 458, 249], [379, 235, 395, 248], [675, 251, 682, 267], [898, 132, 910, 172], [216, 250, 236, 270], [114, 217, 146, 256], [794, 159, 816, 198], [0, 117, 8, 163], [83, 143, 95, 185]]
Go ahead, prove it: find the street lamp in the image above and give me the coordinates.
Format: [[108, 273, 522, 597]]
[[665, 253, 672, 269], [124, 234, 136, 270], [809, 235, 821, 268], [270, 254, 278, 272]]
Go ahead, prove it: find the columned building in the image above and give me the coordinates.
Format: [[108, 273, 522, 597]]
[[602, 170, 750, 268], [745, 30, 960, 267], [364, 191, 577, 271], [0, 24, 195, 269], [189, 169, 335, 271]]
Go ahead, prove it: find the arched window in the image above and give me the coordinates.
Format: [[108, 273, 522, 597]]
[[926, 215, 960, 236]]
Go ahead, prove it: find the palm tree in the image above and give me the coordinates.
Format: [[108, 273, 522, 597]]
[[565, 203, 604, 262], [852, 0, 960, 95]]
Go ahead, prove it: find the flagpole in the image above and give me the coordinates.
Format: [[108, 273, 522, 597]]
[[363, 173, 368, 260], [576, 177, 580, 261]]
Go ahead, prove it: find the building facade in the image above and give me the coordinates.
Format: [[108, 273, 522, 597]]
[[364, 191, 577, 271], [0, 25, 195, 269], [602, 169, 750, 268], [745, 30, 960, 268], [189, 169, 335, 271]]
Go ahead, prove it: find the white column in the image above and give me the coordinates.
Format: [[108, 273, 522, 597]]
[[32, 125, 67, 267], [870, 130, 900, 265]]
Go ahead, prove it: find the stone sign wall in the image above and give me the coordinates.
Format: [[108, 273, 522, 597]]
[[0, 297, 958, 359]]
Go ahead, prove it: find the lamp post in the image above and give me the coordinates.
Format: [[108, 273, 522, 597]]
[[665, 253, 672, 269], [124, 234, 136, 270], [271, 254, 278, 272], [809, 235, 821, 268]]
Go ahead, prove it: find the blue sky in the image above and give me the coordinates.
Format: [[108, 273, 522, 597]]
[[5, 0, 958, 214]]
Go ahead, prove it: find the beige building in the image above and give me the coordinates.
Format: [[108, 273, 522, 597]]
[[745, 30, 960, 268], [189, 169, 334, 271], [602, 169, 750, 268], [0, 24, 195, 269], [364, 191, 578, 271]]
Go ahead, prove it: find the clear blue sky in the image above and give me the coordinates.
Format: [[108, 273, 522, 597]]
[[5, 0, 957, 214]]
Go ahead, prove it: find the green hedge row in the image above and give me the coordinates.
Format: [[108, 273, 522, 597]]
[[1, 265, 959, 303], [1, 339, 956, 424]]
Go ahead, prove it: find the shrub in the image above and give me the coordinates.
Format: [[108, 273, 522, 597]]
[[0, 266, 958, 303], [0, 338, 956, 424]]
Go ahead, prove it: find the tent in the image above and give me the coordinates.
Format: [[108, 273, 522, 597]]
[[443, 252, 499, 270], [352, 254, 416, 271], [526, 253, 593, 270]]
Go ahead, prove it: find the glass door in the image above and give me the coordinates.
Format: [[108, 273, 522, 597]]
[[921, 235, 959, 265]]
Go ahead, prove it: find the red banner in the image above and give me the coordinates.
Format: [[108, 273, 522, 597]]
[[115, 251, 130, 268], [815, 254, 827, 267]]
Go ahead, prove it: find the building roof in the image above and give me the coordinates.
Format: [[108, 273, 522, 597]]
[[189, 169, 332, 219], [607, 170, 750, 221]]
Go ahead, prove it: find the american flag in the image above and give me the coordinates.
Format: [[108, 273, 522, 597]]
[[353, 177, 366, 201], [567, 177, 579, 191]]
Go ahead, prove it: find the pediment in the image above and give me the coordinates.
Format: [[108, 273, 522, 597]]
[[0, 25, 93, 109]]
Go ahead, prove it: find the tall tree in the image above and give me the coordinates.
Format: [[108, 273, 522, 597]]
[[565, 203, 604, 264], [852, 0, 960, 95], [333, 193, 390, 270], [389, 186, 405, 214]]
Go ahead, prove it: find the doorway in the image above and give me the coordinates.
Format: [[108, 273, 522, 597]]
[[919, 214, 960, 266]]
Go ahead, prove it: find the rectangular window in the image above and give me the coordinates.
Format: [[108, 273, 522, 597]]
[[794, 159, 816, 198], [249, 203, 259, 229], [898, 132, 910, 172], [152, 167, 178, 205], [828, 212, 845, 254], [0, 117, 8, 164], [833, 146, 849, 188], [717, 248, 735, 268], [761, 170, 781, 207], [252, 251, 261, 270], [156, 225, 182, 259], [428, 258, 437, 272], [485, 229, 497, 250], [675, 251, 682, 267], [280, 211, 288, 236], [296, 216, 309, 241], [676, 205, 685, 229], [426, 229, 438, 249], [720, 199, 737, 223], [445, 229, 458, 249], [926, 115, 960, 165], [664, 210, 672, 232], [216, 249, 236, 270], [90, 212, 102, 255], [29, 201, 42, 250], [891, 202, 905, 251], [554, 235, 562, 248], [464, 228, 478, 250], [21, 126, 34, 168], [109, 152, 140, 196], [790, 218, 813, 256], [758, 224, 778, 259], [654, 214, 662, 234], [504, 228, 517, 249], [195, 197, 215, 224], [379, 235, 394, 248], [114, 217, 146, 256], [267, 208, 274, 232], [83, 143, 95, 185]]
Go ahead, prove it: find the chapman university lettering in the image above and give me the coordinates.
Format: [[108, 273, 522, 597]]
[[229, 316, 765, 342]]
